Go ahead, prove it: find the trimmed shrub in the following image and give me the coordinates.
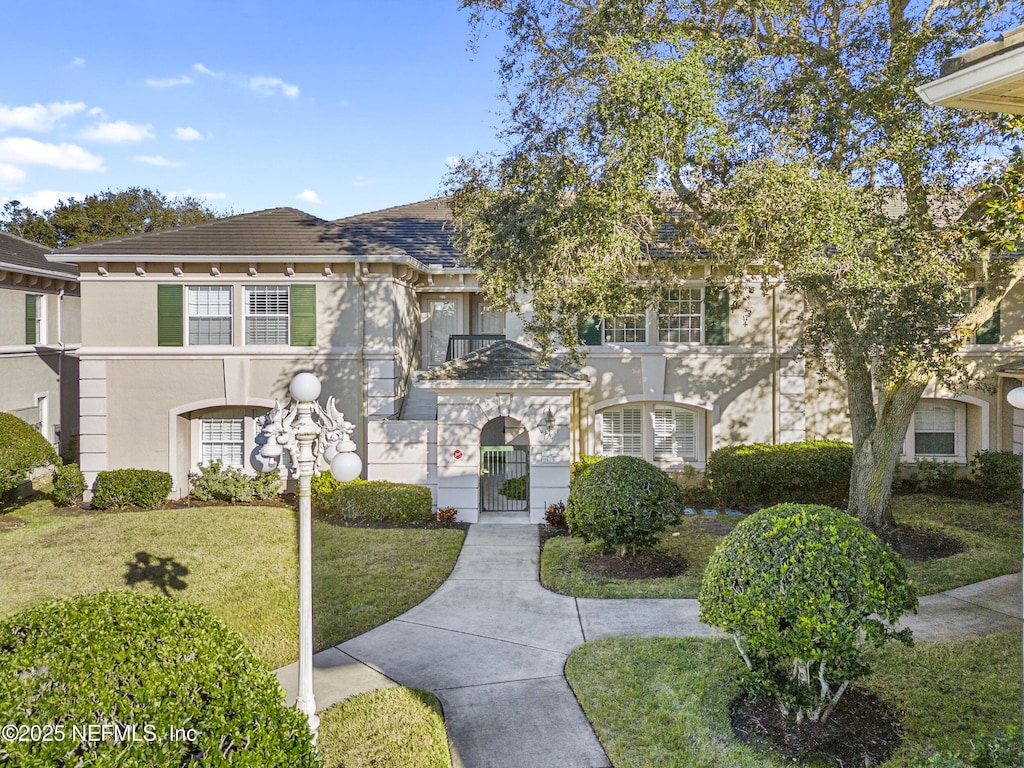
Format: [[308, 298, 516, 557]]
[[565, 455, 686, 557], [705, 440, 853, 509], [0, 591, 320, 767], [315, 478, 432, 525], [0, 412, 57, 498], [970, 450, 1022, 503], [92, 468, 172, 509], [699, 503, 917, 724], [189, 460, 281, 503], [52, 461, 86, 507]]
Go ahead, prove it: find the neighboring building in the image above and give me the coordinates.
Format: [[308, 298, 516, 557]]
[[0, 231, 80, 454], [47, 199, 1024, 521]]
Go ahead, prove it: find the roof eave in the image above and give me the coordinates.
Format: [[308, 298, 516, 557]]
[[916, 45, 1024, 113]]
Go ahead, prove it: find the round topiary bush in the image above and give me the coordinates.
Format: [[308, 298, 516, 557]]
[[565, 455, 685, 557], [698, 503, 917, 724], [0, 413, 57, 498], [0, 591, 320, 767], [52, 461, 86, 507]]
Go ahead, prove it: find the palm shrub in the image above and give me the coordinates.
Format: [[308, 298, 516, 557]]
[[0, 591, 320, 767], [698, 503, 917, 724], [565, 455, 685, 557], [0, 413, 57, 498]]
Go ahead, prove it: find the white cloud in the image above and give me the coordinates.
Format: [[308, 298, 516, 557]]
[[0, 137, 104, 170], [351, 176, 374, 188], [174, 126, 203, 141], [0, 102, 86, 132], [0, 163, 26, 186], [70, 57, 86, 69], [79, 121, 155, 143], [193, 63, 222, 78], [135, 155, 183, 167], [296, 189, 321, 204], [249, 76, 299, 99], [19, 190, 84, 210], [146, 75, 193, 88], [172, 189, 227, 201]]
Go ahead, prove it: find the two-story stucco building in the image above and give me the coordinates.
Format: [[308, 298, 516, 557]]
[[46, 199, 1024, 521]]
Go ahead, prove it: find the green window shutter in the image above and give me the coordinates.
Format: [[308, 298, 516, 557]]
[[704, 287, 730, 346], [157, 284, 184, 347], [290, 284, 317, 347], [974, 286, 1000, 345], [578, 316, 602, 346], [25, 294, 37, 345]]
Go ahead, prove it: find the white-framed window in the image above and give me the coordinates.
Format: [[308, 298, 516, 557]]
[[658, 288, 702, 344], [903, 400, 967, 461], [598, 403, 703, 463], [604, 313, 647, 344], [245, 286, 290, 345], [187, 286, 232, 345], [200, 416, 245, 468]]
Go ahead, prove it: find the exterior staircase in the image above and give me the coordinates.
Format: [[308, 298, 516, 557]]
[[401, 378, 438, 420]]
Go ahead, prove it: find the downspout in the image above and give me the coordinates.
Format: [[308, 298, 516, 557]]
[[355, 263, 366, 478], [772, 284, 779, 445], [57, 288, 66, 453]]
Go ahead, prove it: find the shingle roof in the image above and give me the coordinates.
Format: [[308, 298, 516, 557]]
[[50, 199, 464, 268], [940, 25, 1024, 77], [0, 231, 77, 278], [418, 339, 588, 384]]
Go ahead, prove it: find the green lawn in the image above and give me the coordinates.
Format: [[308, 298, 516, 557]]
[[0, 495, 465, 669], [542, 495, 1022, 598], [565, 632, 1022, 767]]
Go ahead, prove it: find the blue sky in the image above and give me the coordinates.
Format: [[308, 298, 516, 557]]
[[0, 1, 507, 219]]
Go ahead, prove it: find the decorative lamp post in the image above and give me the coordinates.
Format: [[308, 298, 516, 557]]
[[1006, 386, 1024, 516], [255, 372, 361, 741]]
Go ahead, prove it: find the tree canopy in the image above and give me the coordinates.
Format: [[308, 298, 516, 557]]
[[447, 0, 1024, 529], [1, 187, 220, 249]]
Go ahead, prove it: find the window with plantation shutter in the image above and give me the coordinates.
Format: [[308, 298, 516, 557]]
[[289, 284, 316, 347], [245, 286, 290, 345], [600, 406, 643, 456], [187, 286, 232, 345], [653, 407, 696, 460]]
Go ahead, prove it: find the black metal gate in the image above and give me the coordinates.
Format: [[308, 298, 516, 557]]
[[480, 445, 529, 512]]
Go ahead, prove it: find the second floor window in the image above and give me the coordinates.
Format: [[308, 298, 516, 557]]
[[605, 313, 647, 344], [658, 288, 702, 344], [188, 286, 232, 345], [246, 286, 290, 345]]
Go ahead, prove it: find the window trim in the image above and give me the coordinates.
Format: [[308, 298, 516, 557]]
[[903, 400, 967, 462], [596, 402, 705, 465]]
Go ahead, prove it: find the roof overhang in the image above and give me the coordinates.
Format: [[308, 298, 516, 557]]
[[45, 251, 451, 274], [917, 29, 1024, 113], [418, 378, 591, 391]]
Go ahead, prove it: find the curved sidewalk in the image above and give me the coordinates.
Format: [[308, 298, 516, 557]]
[[275, 524, 1023, 768]]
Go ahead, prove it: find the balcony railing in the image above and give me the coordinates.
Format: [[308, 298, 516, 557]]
[[445, 334, 505, 362]]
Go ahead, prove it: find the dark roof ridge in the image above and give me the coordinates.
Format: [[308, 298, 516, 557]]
[[330, 197, 450, 224]]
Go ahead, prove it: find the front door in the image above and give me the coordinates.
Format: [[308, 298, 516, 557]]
[[427, 299, 458, 367], [480, 445, 529, 512]]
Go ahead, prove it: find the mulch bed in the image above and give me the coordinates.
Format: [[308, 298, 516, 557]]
[[729, 688, 903, 766], [583, 550, 689, 579], [881, 524, 964, 561]]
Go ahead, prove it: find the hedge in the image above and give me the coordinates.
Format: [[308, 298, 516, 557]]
[[313, 476, 433, 525], [0, 591, 320, 767], [705, 440, 853, 509], [0, 412, 57, 497], [52, 461, 86, 507], [91, 468, 173, 509]]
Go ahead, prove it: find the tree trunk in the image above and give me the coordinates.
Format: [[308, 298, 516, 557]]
[[846, 379, 926, 531]]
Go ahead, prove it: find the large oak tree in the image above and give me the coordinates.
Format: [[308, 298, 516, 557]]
[[447, 0, 1024, 530]]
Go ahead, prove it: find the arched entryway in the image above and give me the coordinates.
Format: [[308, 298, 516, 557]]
[[479, 416, 530, 514]]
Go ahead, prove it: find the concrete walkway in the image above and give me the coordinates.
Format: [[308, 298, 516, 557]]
[[275, 524, 1023, 768]]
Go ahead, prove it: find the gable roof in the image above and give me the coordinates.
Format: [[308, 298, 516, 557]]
[[48, 199, 464, 269], [0, 230, 77, 279], [418, 339, 589, 387]]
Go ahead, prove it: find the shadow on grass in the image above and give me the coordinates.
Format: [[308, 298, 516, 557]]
[[125, 551, 190, 596]]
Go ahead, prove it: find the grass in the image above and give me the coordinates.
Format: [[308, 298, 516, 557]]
[[542, 495, 1021, 598], [0, 494, 465, 669], [317, 688, 452, 768], [565, 631, 1023, 767]]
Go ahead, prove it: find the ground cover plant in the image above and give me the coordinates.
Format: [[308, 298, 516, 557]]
[[542, 495, 1021, 598], [565, 632, 1022, 767], [698, 504, 917, 724], [317, 688, 452, 768], [0, 495, 464, 668]]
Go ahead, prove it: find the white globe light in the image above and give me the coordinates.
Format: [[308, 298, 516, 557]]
[[250, 446, 279, 473], [290, 372, 322, 403], [1008, 386, 1024, 411], [324, 442, 340, 462], [330, 451, 362, 482]]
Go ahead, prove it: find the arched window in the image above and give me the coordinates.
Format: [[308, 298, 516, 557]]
[[597, 403, 702, 463]]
